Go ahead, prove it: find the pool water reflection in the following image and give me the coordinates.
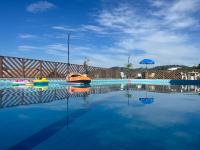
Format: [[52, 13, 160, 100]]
[[0, 84, 200, 150]]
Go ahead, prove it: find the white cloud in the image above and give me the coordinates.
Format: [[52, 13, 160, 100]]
[[97, 5, 134, 29], [52, 25, 109, 35], [143, 31, 187, 43], [169, 0, 200, 13], [17, 43, 128, 67], [18, 34, 38, 39], [20, 0, 200, 67], [87, 1, 200, 66], [81, 25, 108, 34], [18, 45, 39, 51], [47, 44, 67, 51], [150, 0, 200, 29], [26, 1, 56, 13], [150, 0, 166, 7], [46, 44, 92, 53], [52, 26, 76, 32]]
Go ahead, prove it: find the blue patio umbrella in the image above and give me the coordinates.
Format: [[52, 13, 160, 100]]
[[139, 59, 155, 69]]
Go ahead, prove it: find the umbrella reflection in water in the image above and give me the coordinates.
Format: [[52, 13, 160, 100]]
[[139, 90, 154, 105]]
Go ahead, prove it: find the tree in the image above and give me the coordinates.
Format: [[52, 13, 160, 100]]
[[83, 57, 90, 74], [124, 55, 133, 79], [197, 64, 200, 69]]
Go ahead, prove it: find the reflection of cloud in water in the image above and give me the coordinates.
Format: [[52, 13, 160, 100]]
[[18, 114, 30, 119], [1, 84, 200, 149], [83, 95, 200, 149], [99, 91, 200, 128], [173, 131, 189, 138]]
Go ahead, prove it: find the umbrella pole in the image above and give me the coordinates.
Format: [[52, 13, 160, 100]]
[[145, 64, 148, 79], [66, 96, 69, 128]]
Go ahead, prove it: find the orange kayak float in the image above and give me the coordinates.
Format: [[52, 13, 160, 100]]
[[66, 73, 91, 84]]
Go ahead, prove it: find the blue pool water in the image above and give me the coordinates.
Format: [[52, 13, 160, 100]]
[[0, 83, 200, 150]]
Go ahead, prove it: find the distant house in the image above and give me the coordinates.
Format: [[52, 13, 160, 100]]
[[168, 67, 182, 71]]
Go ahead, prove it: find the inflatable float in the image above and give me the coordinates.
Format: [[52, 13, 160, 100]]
[[33, 77, 49, 86], [66, 73, 91, 84]]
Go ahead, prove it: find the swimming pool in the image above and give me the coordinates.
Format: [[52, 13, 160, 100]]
[[0, 83, 200, 150]]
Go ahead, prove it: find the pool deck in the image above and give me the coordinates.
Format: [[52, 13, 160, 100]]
[[92, 79, 200, 85], [0, 78, 200, 86]]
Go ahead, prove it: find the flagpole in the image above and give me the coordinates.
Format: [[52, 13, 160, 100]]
[[67, 33, 70, 74]]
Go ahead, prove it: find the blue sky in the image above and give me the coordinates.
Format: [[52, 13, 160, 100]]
[[0, 0, 199, 67]]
